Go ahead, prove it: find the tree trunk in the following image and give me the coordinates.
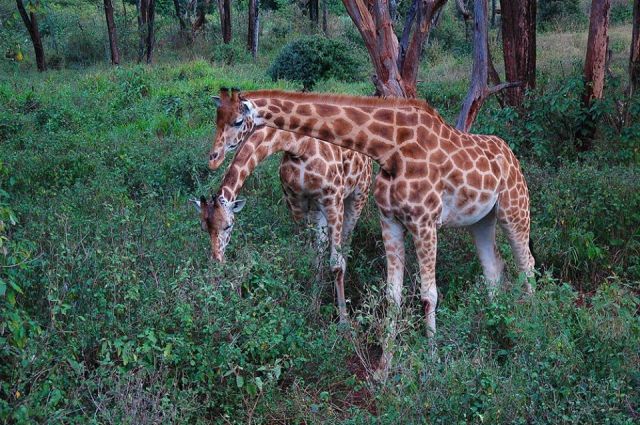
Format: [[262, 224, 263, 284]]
[[192, 0, 210, 32], [104, 0, 120, 65], [500, 0, 536, 107], [16, 0, 46, 71], [322, 0, 328, 34], [247, 0, 259, 58], [342, 0, 447, 98], [218, 0, 231, 43], [136, 0, 155, 63], [580, 0, 610, 151], [173, 0, 187, 30], [309, 0, 319, 25], [456, 0, 519, 131], [146, 0, 155, 64], [630, 0, 640, 97]]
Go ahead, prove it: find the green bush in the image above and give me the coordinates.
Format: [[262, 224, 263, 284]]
[[268, 35, 361, 90], [537, 0, 583, 29], [64, 28, 105, 67], [529, 163, 640, 287], [610, 0, 634, 24]]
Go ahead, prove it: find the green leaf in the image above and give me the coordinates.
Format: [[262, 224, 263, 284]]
[[236, 374, 244, 388]]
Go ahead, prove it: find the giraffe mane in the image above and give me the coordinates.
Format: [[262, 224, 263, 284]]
[[244, 90, 446, 125]]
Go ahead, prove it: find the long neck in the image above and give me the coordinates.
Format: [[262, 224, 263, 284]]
[[217, 127, 304, 200], [245, 90, 447, 172]]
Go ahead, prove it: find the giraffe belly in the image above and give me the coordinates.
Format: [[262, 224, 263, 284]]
[[440, 193, 498, 228]]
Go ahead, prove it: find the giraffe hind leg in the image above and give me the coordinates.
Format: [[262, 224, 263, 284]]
[[496, 202, 535, 294], [469, 205, 505, 298]]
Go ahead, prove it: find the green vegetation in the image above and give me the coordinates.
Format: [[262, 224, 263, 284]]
[[1, 0, 639, 423], [268, 35, 362, 90]]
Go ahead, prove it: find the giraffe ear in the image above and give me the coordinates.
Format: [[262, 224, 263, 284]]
[[230, 199, 246, 213], [189, 198, 202, 213], [212, 96, 221, 107], [240, 101, 250, 115]]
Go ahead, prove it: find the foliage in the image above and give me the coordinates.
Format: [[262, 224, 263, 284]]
[[268, 35, 362, 90], [610, 0, 634, 24], [537, 0, 584, 29], [529, 163, 640, 287]]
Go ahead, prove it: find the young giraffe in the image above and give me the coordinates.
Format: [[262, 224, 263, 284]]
[[213, 89, 535, 341], [201, 89, 372, 323]]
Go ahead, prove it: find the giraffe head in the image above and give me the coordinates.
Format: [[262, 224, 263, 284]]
[[209, 88, 259, 170], [190, 195, 246, 262]]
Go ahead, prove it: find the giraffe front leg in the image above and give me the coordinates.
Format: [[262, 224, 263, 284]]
[[412, 223, 438, 338], [341, 188, 368, 244], [320, 198, 348, 325], [375, 213, 406, 382]]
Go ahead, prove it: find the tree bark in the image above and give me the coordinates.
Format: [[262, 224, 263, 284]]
[[583, 0, 610, 104], [104, 0, 120, 65], [322, 0, 328, 34], [218, 0, 232, 43], [173, 0, 187, 30], [342, 0, 447, 98], [309, 0, 319, 25], [16, 0, 46, 71], [500, 0, 536, 107], [630, 0, 640, 97], [192, 0, 210, 32], [247, 0, 259, 58], [456, 0, 519, 131], [146, 0, 155, 64], [136, 0, 155, 63], [579, 0, 610, 151]]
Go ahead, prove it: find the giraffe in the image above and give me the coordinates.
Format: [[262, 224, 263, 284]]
[[198, 89, 373, 323], [212, 89, 535, 344]]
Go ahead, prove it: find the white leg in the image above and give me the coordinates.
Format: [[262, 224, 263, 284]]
[[469, 207, 504, 298]]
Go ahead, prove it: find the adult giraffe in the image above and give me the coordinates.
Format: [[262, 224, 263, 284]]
[[200, 89, 372, 324], [212, 89, 535, 341]]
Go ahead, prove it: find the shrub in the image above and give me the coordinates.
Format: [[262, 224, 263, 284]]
[[64, 28, 105, 67], [537, 0, 583, 29], [610, 0, 633, 24], [529, 163, 640, 287], [268, 36, 361, 90]]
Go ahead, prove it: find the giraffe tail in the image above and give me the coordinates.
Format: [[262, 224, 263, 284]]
[[528, 237, 545, 273]]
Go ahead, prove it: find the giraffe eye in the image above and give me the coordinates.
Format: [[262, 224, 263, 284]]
[[233, 119, 243, 127], [223, 223, 233, 231]]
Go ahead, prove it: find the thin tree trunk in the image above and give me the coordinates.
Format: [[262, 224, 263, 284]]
[[192, 0, 210, 32], [137, 0, 146, 62], [630, 0, 640, 97], [173, 0, 187, 30], [580, 0, 611, 151], [500, 0, 536, 107], [456, 0, 519, 131], [16, 0, 46, 71], [146, 0, 155, 64], [247, 0, 259, 58], [309, 0, 319, 25], [104, 0, 120, 65], [322, 0, 328, 34], [219, 0, 231, 43]]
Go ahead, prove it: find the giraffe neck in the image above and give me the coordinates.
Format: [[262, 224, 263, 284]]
[[244, 90, 447, 172], [217, 127, 304, 201]]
